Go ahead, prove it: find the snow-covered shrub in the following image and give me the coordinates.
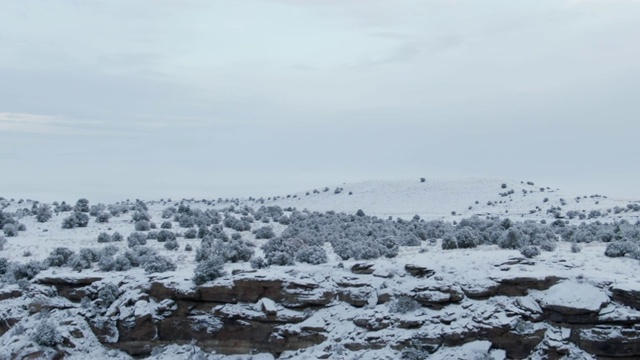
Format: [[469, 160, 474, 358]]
[[32, 319, 62, 347], [295, 245, 328, 265], [11, 260, 44, 280], [455, 227, 479, 249], [111, 231, 123, 242], [146, 231, 158, 239], [61, 211, 89, 229], [47, 247, 75, 267], [127, 232, 147, 248], [389, 296, 421, 313], [184, 228, 197, 239], [97, 232, 112, 243], [68, 254, 91, 272], [144, 255, 176, 273], [135, 220, 151, 231], [441, 234, 458, 250], [223, 216, 251, 231], [98, 256, 116, 272], [98, 244, 119, 258], [97, 283, 119, 308], [113, 255, 133, 271], [89, 203, 106, 216], [253, 226, 275, 239], [164, 238, 179, 250], [0, 257, 8, 274], [95, 212, 111, 223], [571, 242, 582, 253], [35, 204, 52, 223], [185, 244, 193, 251], [161, 221, 172, 229], [131, 210, 150, 222], [0, 235, 6, 250], [250, 257, 266, 269], [162, 207, 176, 219], [520, 245, 541, 258], [499, 228, 525, 249], [605, 241, 636, 258], [156, 229, 176, 242], [262, 237, 301, 266], [193, 256, 225, 285], [3, 224, 18, 237], [74, 198, 90, 213], [198, 237, 254, 263]]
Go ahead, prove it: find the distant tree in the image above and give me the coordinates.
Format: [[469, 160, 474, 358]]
[[74, 198, 90, 213]]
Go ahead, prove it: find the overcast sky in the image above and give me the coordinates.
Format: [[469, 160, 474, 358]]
[[1, 0, 639, 202]]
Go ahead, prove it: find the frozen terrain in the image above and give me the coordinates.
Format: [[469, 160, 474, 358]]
[[0, 177, 639, 359]]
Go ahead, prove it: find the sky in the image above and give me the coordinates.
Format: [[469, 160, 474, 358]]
[[1, 0, 639, 202]]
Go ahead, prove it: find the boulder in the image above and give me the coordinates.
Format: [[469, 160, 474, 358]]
[[610, 282, 640, 310], [538, 282, 609, 316], [404, 264, 435, 278]]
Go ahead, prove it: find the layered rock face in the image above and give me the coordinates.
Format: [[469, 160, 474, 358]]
[[3, 260, 640, 359]]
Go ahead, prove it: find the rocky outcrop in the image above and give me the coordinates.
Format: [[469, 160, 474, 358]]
[[7, 267, 640, 359]]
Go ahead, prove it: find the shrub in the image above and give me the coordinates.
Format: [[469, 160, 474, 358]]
[[61, 212, 89, 229], [441, 234, 458, 250], [161, 221, 172, 229], [164, 238, 179, 250], [74, 198, 90, 213], [499, 228, 525, 249], [131, 211, 150, 222], [47, 247, 74, 267], [157, 229, 176, 242], [135, 220, 151, 231], [184, 228, 197, 239], [146, 231, 158, 239], [193, 256, 226, 285], [32, 319, 62, 347], [97, 232, 112, 243], [0, 257, 8, 274], [111, 231, 123, 242], [98, 283, 119, 308], [250, 257, 266, 269], [12, 260, 43, 280], [3, 224, 18, 237], [89, 204, 106, 216], [520, 245, 541, 258], [35, 204, 53, 223], [389, 296, 421, 313], [455, 227, 479, 249], [0, 235, 6, 250], [144, 255, 176, 273], [571, 242, 582, 253], [68, 254, 91, 272], [185, 244, 193, 251], [605, 241, 636, 258], [253, 226, 275, 239], [127, 232, 147, 247], [295, 245, 328, 265]]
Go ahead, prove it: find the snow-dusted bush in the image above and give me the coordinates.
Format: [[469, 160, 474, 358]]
[[89, 203, 106, 216], [455, 227, 479, 249], [11, 260, 44, 280], [3, 223, 18, 237], [499, 228, 525, 249], [184, 228, 197, 239], [97, 232, 112, 243], [605, 241, 636, 258], [98, 244, 119, 258], [146, 231, 158, 240], [253, 226, 275, 239], [198, 237, 254, 263], [193, 256, 225, 285], [61, 211, 89, 229], [161, 221, 172, 229], [571, 242, 582, 253], [262, 237, 301, 266], [0, 257, 8, 275], [164, 238, 179, 250], [97, 283, 119, 308], [0, 235, 6, 250], [156, 229, 176, 242], [185, 244, 193, 251], [32, 319, 62, 347], [520, 245, 541, 258], [223, 216, 251, 231], [74, 198, 90, 213], [95, 212, 111, 223], [162, 207, 176, 219], [441, 234, 458, 250], [389, 296, 421, 313], [135, 220, 151, 231], [113, 255, 133, 271], [144, 255, 176, 273], [250, 256, 266, 269], [35, 204, 53, 223], [295, 245, 328, 265], [127, 232, 147, 247], [47, 247, 75, 267], [131, 210, 150, 222], [111, 231, 123, 242]]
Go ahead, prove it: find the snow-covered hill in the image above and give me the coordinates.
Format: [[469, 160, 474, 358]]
[[260, 178, 639, 222]]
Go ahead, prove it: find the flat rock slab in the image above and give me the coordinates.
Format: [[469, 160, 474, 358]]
[[539, 282, 609, 315]]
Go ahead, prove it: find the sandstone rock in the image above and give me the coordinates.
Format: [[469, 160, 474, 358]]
[[610, 282, 640, 310], [539, 282, 609, 316], [575, 326, 640, 358], [491, 275, 564, 296], [351, 263, 375, 275], [404, 264, 435, 278]]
